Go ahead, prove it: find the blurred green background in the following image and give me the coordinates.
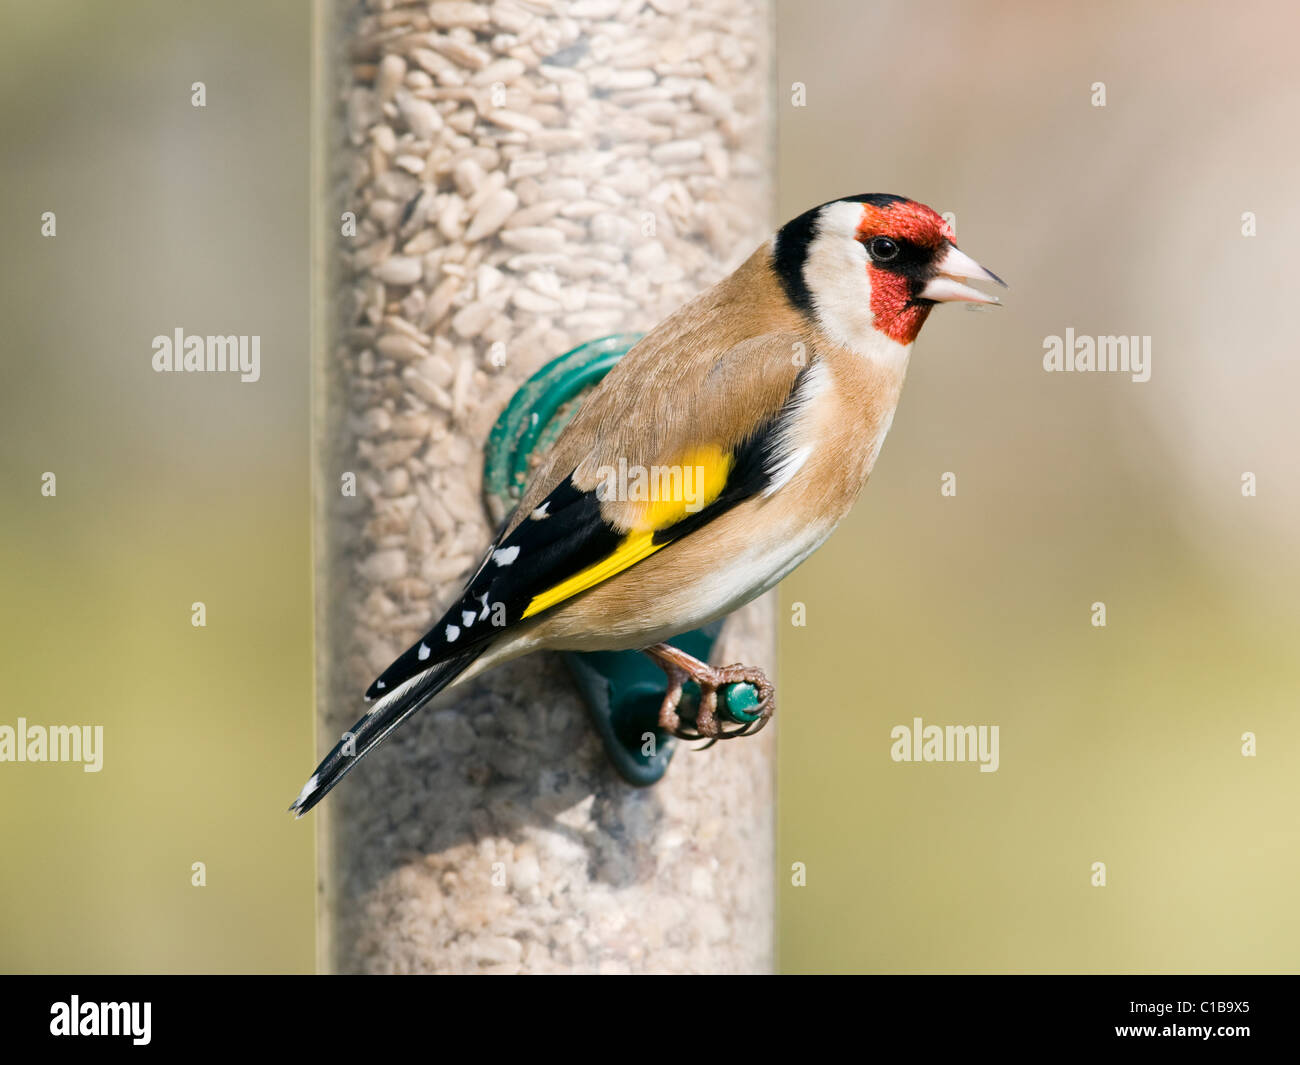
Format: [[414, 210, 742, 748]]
[[0, 1, 314, 971], [775, 0, 1300, 972], [2, 0, 1297, 973]]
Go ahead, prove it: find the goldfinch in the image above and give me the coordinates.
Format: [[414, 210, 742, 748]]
[[292, 193, 1004, 816]]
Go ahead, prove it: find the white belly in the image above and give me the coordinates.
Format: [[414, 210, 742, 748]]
[[623, 516, 834, 647]]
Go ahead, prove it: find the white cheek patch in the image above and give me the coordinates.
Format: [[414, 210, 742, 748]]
[[803, 201, 911, 373], [803, 201, 873, 345]]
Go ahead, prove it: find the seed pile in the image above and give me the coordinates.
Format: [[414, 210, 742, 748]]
[[321, 0, 775, 974]]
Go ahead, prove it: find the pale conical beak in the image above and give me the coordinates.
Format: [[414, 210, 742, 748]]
[[919, 245, 1007, 305]]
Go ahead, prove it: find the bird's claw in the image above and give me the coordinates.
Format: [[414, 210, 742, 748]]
[[645, 644, 775, 745]]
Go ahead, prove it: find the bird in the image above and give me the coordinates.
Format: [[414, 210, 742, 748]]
[[291, 193, 1004, 816]]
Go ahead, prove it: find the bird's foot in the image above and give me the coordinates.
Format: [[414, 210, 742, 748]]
[[642, 642, 775, 745]]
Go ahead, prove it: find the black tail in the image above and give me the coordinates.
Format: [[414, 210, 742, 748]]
[[289, 648, 482, 817]]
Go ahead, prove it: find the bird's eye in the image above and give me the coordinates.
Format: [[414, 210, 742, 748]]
[[868, 236, 900, 263]]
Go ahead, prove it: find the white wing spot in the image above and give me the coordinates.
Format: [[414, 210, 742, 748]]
[[376, 680, 385, 689], [417, 642, 431, 661], [477, 592, 491, 620], [461, 610, 476, 627], [492, 546, 520, 567], [446, 624, 460, 642], [294, 773, 319, 808], [530, 502, 550, 520]]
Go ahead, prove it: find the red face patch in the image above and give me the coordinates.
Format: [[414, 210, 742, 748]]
[[855, 199, 952, 344], [865, 271, 933, 345]]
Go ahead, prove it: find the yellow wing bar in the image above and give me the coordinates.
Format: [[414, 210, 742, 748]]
[[520, 445, 733, 620], [521, 530, 664, 619]]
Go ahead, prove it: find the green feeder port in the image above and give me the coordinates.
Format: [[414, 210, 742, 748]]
[[483, 335, 760, 786]]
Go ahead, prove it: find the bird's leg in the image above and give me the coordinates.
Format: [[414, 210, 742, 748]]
[[646, 648, 690, 736], [641, 642, 775, 742]]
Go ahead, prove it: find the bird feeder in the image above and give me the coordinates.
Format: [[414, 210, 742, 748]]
[[314, 0, 776, 974]]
